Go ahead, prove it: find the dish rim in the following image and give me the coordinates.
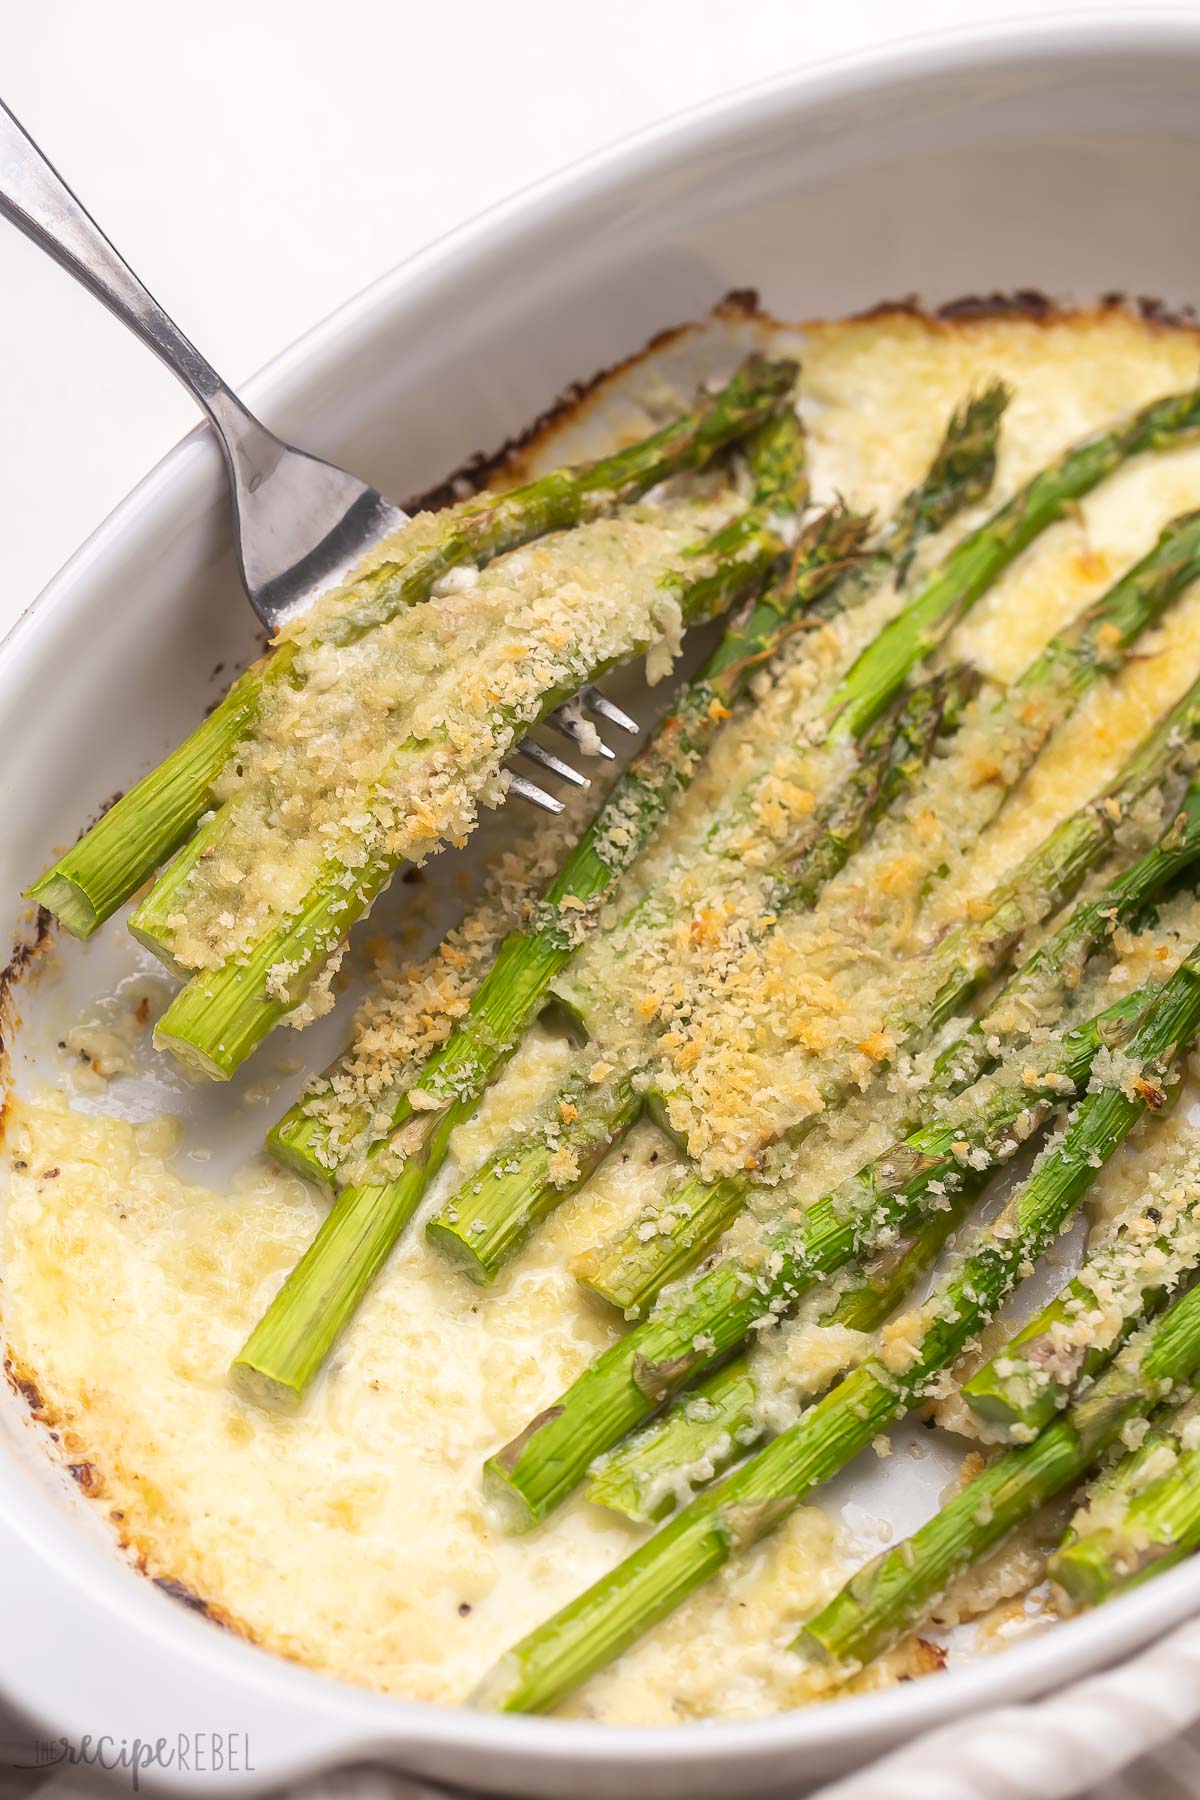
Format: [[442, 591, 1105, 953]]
[[7, 9, 1200, 1790]]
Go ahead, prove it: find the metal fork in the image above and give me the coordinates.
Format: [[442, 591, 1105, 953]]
[[0, 97, 635, 810]]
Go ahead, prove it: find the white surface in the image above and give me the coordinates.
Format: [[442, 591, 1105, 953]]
[[0, 0, 1139, 621]]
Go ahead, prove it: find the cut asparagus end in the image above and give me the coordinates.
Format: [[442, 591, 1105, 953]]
[[263, 1115, 337, 1193], [27, 669, 265, 938], [1049, 1536, 1126, 1608], [482, 1457, 541, 1535], [24, 871, 96, 939], [575, 1168, 753, 1317], [467, 1654, 525, 1713], [232, 1140, 462, 1410], [229, 1357, 308, 1414], [127, 802, 233, 971], [426, 1075, 642, 1284], [152, 1023, 236, 1082], [587, 1357, 762, 1524], [423, 1218, 497, 1286]]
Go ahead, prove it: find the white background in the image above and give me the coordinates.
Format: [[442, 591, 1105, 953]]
[[1, 0, 1143, 625]]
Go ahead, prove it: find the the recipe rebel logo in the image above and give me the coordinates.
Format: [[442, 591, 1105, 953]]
[[0, 1732, 256, 1791]]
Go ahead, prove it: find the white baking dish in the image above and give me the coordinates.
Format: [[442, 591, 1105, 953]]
[[6, 15, 1200, 1797]]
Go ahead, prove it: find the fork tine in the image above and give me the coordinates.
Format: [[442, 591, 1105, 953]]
[[582, 687, 639, 735], [508, 773, 566, 814], [519, 741, 591, 789], [547, 713, 617, 762]]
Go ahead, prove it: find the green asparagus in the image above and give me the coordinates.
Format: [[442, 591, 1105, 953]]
[[801, 1283, 1200, 1674], [963, 1148, 1200, 1436], [588, 1187, 971, 1524], [475, 946, 1200, 1711], [1050, 1395, 1200, 1605], [489, 751, 1200, 1528]]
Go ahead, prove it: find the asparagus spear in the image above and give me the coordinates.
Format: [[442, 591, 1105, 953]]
[[489, 756, 1200, 1529], [476, 948, 1200, 1713], [29, 355, 798, 942], [589, 525, 1200, 1323], [963, 1148, 1200, 1436], [588, 1187, 971, 1524], [827, 383, 1200, 743], [428, 663, 978, 1285], [1050, 1395, 1200, 1604], [801, 1286, 1200, 1675]]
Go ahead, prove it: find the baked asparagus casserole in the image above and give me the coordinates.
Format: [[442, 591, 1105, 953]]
[[10, 294, 1200, 1720]]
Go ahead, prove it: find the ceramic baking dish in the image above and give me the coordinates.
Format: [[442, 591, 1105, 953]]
[[6, 15, 1200, 1797]]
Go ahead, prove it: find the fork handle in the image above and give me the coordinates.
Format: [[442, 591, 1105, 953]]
[[0, 96, 281, 479]]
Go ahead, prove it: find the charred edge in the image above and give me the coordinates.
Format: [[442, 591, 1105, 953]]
[[896, 1637, 949, 1682], [3, 1354, 51, 1421], [851, 291, 1200, 336], [404, 320, 705, 513], [68, 1460, 103, 1495], [403, 289, 772, 513], [0, 904, 55, 1122], [151, 1576, 237, 1628]]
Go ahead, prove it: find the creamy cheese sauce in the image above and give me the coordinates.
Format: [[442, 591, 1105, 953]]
[[9, 305, 1200, 1722]]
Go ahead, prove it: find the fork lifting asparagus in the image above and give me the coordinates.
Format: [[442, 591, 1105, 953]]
[[30, 354, 796, 942]]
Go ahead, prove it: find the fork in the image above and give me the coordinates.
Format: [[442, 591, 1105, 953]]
[[0, 96, 634, 810]]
